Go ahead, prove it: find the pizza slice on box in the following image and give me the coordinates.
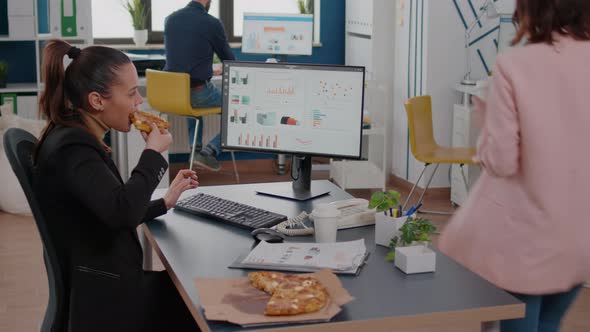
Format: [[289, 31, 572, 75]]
[[248, 272, 329, 316]]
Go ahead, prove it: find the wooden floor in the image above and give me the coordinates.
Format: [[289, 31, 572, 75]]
[[0, 159, 588, 332]]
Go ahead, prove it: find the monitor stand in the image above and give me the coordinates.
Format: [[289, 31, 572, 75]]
[[256, 155, 331, 201], [266, 55, 287, 63]]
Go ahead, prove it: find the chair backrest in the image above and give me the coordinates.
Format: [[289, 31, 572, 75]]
[[3, 128, 67, 332], [404, 95, 438, 157], [146, 69, 221, 118], [146, 69, 193, 116]]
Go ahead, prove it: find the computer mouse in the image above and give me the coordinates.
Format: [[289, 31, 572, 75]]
[[250, 228, 285, 243]]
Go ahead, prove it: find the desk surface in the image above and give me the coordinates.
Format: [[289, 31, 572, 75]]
[[145, 180, 523, 332]]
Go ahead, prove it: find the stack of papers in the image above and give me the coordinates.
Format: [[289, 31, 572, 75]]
[[229, 239, 368, 275]]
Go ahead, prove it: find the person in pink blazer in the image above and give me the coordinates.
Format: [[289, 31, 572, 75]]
[[439, 1, 590, 331]]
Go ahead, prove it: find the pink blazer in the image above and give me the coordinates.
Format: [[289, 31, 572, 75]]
[[439, 36, 590, 294]]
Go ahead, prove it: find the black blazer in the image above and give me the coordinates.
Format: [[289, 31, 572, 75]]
[[33, 125, 185, 331]]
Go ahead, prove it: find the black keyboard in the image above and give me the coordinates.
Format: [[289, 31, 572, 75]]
[[174, 193, 288, 230]]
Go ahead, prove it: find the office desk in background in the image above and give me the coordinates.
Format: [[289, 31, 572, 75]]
[[137, 74, 223, 95], [143, 180, 524, 332]]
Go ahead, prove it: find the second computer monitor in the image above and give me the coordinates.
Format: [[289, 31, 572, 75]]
[[221, 61, 365, 160], [241, 13, 314, 56]]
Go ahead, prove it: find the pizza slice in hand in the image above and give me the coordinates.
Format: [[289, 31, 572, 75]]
[[129, 110, 170, 133]]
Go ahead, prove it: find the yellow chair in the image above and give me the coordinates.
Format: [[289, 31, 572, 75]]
[[146, 69, 239, 183], [402, 95, 477, 214]]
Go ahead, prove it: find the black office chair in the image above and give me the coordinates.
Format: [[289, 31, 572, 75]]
[[3, 128, 68, 332]]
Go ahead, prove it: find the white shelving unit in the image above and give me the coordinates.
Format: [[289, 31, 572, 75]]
[[330, 0, 395, 191], [450, 84, 482, 205], [0, 83, 39, 93], [0, 0, 93, 117], [0, 37, 39, 41]]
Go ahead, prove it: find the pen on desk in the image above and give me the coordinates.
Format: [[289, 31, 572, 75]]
[[406, 203, 423, 216], [415, 203, 423, 213], [405, 203, 420, 216]]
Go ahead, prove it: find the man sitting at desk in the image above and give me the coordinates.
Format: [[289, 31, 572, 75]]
[[164, 0, 235, 171]]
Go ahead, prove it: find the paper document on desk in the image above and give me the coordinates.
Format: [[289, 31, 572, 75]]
[[241, 239, 367, 273]]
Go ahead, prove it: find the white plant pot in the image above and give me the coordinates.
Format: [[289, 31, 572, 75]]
[[374, 213, 408, 247], [133, 29, 148, 46], [395, 244, 436, 274]]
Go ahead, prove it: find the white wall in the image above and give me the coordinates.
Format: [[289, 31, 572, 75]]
[[392, 0, 515, 188]]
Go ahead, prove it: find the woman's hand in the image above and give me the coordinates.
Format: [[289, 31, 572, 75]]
[[163, 169, 199, 210], [141, 122, 173, 153]]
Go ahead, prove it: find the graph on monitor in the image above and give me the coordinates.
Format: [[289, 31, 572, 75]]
[[221, 61, 365, 200], [221, 62, 365, 158], [241, 13, 313, 56]]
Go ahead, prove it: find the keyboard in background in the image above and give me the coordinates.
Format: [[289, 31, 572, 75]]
[[174, 193, 288, 230]]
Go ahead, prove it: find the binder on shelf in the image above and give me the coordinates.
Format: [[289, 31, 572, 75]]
[[5, 0, 35, 39], [8, 15, 35, 39], [50, 0, 91, 39], [61, 0, 76, 37], [16, 94, 37, 119], [49, 0, 60, 36], [76, 0, 92, 39], [7, 0, 34, 16], [0, 93, 18, 114]]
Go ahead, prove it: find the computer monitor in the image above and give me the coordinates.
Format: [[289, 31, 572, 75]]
[[221, 61, 365, 200], [241, 13, 314, 56]]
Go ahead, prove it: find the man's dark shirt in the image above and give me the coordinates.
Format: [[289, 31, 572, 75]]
[[164, 1, 235, 86]]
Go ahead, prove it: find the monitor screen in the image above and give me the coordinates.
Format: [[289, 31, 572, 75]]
[[241, 13, 313, 56], [221, 61, 365, 159]]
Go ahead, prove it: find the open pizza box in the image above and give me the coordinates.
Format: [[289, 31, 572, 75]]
[[194, 269, 354, 327]]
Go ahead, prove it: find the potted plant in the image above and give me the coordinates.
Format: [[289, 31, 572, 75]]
[[369, 190, 401, 217], [297, 0, 314, 14], [369, 190, 406, 247], [386, 216, 437, 261], [389, 216, 438, 274], [0, 61, 8, 89], [124, 0, 149, 46]]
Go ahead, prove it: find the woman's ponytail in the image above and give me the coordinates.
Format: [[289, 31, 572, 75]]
[[39, 39, 71, 125]]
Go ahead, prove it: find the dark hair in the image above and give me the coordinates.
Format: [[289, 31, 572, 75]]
[[513, 0, 590, 45], [38, 39, 131, 151]]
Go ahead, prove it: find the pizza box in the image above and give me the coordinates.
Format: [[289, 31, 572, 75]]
[[194, 269, 354, 327]]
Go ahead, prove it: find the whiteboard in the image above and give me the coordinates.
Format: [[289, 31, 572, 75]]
[[241, 13, 314, 56]]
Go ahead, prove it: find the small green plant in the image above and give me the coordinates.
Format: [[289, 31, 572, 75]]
[[0, 61, 8, 79], [368, 190, 401, 217], [297, 0, 314, 14], [0, 61, 8, 88], [385, 216, 437, 261], [124, 0, 149, 30]]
